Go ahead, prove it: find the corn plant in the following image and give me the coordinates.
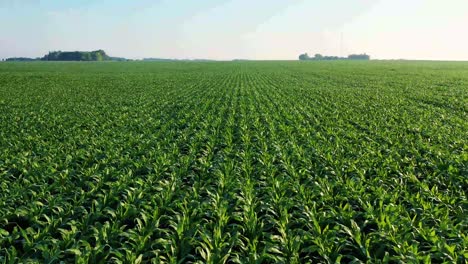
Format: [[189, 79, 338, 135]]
[[0, 61, 467, 263]]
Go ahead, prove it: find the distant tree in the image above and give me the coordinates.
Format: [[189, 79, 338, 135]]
[[299, 53, 310, 60], [41, 50, 110, 61], [43, 51, 61, 61], [81, 52, 92, 61], [96, 52, 103, 61], [5, 57, 38, 61], [348, 54, 370, 60], [314, 54, 323, 60], [110, 56, 130, 61], [299, 52, 371, 61]]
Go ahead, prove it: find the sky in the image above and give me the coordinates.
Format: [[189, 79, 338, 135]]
[[1, 0, 468, 60]]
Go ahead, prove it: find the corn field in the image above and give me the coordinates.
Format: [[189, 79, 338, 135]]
[[0, 61, 467, 263]]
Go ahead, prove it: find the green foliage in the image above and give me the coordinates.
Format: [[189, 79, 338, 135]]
[[4, 57, 40, 62], [0, 61, 466, 263], [42, 50, 110, 61], [299, 53, 370, 60], [299, 53, 310, 60], [347, 54, 370, 60]]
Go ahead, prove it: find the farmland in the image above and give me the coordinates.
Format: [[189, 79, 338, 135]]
[[0, 61, 467, 263]]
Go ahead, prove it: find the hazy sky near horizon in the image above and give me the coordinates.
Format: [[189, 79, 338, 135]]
[[1, 0, 468, 60]]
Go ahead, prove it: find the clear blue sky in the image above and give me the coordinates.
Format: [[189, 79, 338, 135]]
[[1, 0, 468, 60]]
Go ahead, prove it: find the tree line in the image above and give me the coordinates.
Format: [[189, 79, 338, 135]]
[[299, 53, 370, 61], [3, 50, 130, 61], [4, 57, 38, 61], [42, 50, 110, 61]]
